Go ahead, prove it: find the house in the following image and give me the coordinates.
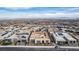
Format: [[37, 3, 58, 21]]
[[63, 33, 78, 46], [52, 32, 68, 46], [30, 31, 50, 45]]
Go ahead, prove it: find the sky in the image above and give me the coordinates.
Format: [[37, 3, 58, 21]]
[[0, 7, 79, 19]]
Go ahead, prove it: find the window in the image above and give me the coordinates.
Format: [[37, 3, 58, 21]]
[[70, 41, 72, 43], [22, 40, 26, 42], [65, 42, 68, 44], [73, 41, 75, 43], [37, 40, 41, 44], [21, 36, 26, 38], [46, 40, 49, 43], [57, 41, 63, 45], [42, 40, 44, 43], [31, 40, 35, 43], [58, 33, 63, 35]]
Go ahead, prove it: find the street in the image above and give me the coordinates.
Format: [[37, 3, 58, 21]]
[[0, 47, 79, 51]]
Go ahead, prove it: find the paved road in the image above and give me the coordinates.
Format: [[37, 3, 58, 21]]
[[0, 47, 79, 51]]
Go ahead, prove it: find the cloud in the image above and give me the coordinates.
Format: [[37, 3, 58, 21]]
[[0, 7, 79, 13], [10, 7, 32, 10], [0, 7, 79, 19], [2, 7, 32, 11], [67, 8, 79, 11], [0, 12, 79, 19]]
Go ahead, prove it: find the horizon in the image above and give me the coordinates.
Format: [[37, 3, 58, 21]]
[[0, 7, 79, 19]]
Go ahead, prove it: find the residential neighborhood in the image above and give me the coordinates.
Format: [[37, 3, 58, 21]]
[[0, 19, 79, 48]]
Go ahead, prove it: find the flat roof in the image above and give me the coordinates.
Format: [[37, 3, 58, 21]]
[[8, 34, 17, 39], [74, 35, 79, 40], [70, 33, 79, 40], [53, 33, 66, 41], [3, 32, 12, 38], [0, 35, 4, 39], [30, 32, 50, 40], [9, 34, 29, 40], [63, 33, 76, 41]]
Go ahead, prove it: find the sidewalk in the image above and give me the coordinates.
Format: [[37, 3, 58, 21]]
[[0, 46, 55, 48]]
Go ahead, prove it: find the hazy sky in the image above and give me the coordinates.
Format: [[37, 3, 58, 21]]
[[0, 7, 79, 18]]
